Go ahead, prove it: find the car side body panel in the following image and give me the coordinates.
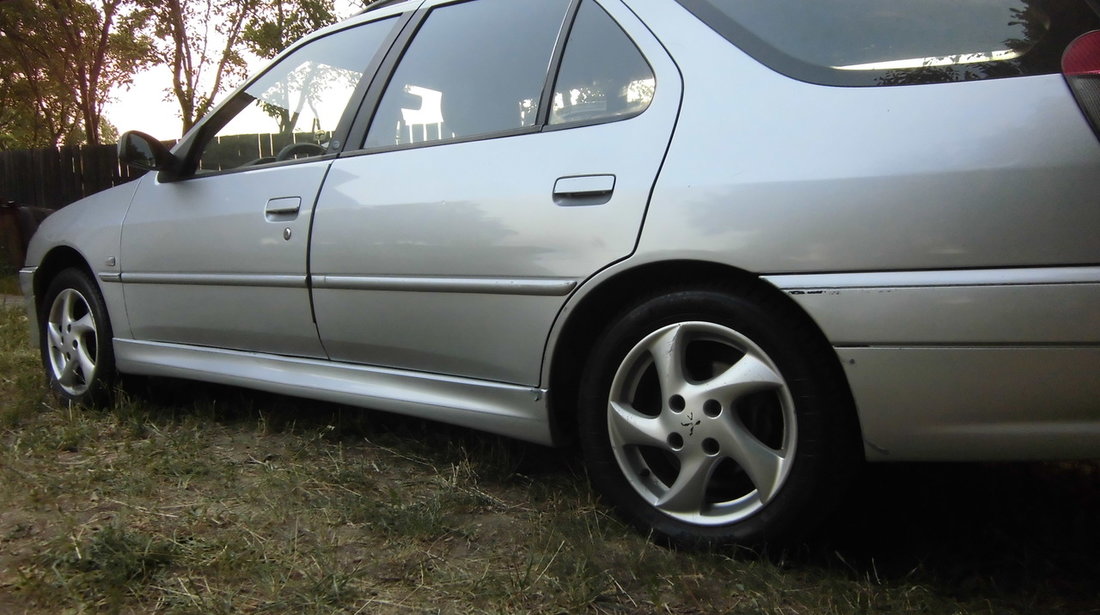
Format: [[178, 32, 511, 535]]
[[763, 268, 1100, 345], [836, 346, 1100, 460], [765, 269, 1100, 459], [633, 0, 1100, 273], [22, 183, 140, 343], [119, 165, 330, 358], [309, 0, 682, 386], [624, 0, 1100, 460]]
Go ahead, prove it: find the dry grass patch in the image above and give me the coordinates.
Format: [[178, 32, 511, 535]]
[[1, 304, 1098, 614], [0, 274, 20, 296]]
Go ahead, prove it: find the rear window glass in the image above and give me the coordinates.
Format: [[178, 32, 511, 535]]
[[677, 0, 1100, 86]]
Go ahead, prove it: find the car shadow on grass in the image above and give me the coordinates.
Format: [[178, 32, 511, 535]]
[[808, 460, 1099, 612], [120, 375, 1099, 612], [118, 373, 579, 478]]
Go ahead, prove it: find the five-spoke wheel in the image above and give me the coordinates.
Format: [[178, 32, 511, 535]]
[[606, 321, 796, 526], [579, 287, 857, 548], [40, 269, 115, 404]]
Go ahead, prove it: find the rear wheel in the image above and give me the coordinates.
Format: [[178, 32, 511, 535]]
[[40, 268, 115, 405], [578, 286, 858, 549]]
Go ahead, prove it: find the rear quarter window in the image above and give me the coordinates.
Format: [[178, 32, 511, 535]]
[[676, 0, 1100, 85]]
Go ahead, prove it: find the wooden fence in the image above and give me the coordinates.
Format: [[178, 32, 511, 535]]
[[0, 143, 153, 211], [0, 142, 171, 274], [0, 134, 332, 274], [0, 132, 331, 210]]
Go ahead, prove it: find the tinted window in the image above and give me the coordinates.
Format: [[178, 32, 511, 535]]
[[365, 0, 570, 148], [550, 0, 654, 125], [196, 18, 395, 172], [678, 0, 1100, 86]]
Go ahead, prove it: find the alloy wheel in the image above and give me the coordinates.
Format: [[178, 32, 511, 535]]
[[45, 287, 99, 397], [606, 321, 796, 526]]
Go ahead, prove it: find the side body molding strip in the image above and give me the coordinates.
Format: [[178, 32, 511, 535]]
[[311, 275, 578, 296], [764, 266, 1100, 289], [118, 273, 306, 288], [764, 267, 1100, 345], [106, 273, 579, 296]]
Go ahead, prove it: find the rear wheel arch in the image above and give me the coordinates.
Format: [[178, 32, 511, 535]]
[[548, 260, 865, 547], [546, 260, 861, 450]]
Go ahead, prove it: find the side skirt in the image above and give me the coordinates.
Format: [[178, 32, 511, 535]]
[[113, 338, 554, 445]]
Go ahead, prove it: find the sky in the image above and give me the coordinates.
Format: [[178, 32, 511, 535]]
[[104, 1, 364, 142], [104, 69, 194, 141]]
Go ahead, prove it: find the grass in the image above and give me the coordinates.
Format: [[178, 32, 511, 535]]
[[0, 273, 20, 296], [1, 302, 1098, 614]]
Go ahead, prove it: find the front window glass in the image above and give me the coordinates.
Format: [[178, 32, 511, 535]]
[[364, 0, 570, 149], [197, 18, 395, 172], [550, 0, 654, 125]]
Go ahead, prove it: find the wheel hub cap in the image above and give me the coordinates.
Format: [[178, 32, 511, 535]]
[[607, 321, 797, 526], [46, 288, 98, 397]]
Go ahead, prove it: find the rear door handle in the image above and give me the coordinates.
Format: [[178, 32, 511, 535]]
[[265, 197, 302, 221], [553, 174, 615, 206]]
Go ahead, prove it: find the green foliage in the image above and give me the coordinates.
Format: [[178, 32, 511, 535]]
[[0, 0, 154, 148], [0, 274, 21, 296], [243, 0, 340, 60], [0, 305, 43, 428], [0, 2, 81, 148], [44, 525, 176, 610], [0, 0, 349, 147], [141, 0, 340, 134]]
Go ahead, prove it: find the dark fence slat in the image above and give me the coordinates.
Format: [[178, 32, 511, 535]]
[[0, 141, 176, 210]]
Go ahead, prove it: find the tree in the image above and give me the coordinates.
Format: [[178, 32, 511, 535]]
[[0, 28, 78, 147], [144, 0, 339, 134], [1, 3, 82, 148], [243, 0, 341, 59], [0, 0, 152, 147], [144, 0, 255, 134]]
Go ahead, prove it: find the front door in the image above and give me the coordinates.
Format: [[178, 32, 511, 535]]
[[119, 16, 402, 357]]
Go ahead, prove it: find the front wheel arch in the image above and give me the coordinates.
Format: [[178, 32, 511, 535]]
[[33, 246, 96, 312], [38, 267, 116, 405]]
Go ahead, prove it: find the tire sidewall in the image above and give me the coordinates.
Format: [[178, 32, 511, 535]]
[[577, 288, 841, 549]]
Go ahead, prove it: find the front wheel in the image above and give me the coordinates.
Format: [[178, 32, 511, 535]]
[[40, 268, 116, 405], [578, 287, 858, 549]]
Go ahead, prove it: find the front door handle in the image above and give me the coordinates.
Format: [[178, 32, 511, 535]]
[[553, 174, 615, 206], [265, 197, 302, 221]]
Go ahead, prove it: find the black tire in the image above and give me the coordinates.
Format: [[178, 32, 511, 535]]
[[39, 268, 116, 405], [577, 285, 859, 550]]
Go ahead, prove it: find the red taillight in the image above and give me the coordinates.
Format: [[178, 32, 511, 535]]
[[1063, 30, 1100, 75], [1063, 30, 1100, 138]]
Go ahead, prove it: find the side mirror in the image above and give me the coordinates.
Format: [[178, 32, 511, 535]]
[[118, 131, 178, 177]]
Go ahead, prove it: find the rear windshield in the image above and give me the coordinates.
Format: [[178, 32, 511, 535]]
[[676, 0, 1100, 86]]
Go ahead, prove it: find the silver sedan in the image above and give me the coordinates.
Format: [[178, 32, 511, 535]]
[[21, 0, 1100, 547]]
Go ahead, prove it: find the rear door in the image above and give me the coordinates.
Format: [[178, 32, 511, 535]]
[[309, 0, 682, 385]]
